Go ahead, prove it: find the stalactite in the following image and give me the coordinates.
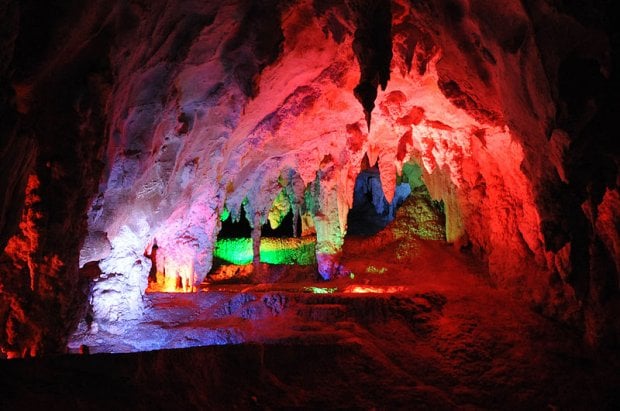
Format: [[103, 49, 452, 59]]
[[348, 0, 393, 129]]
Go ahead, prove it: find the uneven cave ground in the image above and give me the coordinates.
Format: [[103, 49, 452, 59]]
[[30, 182, 618, 409], [5, 235, 619, 408]]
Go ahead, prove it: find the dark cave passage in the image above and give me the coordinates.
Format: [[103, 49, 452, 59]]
[[347, 166, 411, 236], [217, 208, 253, 239], [218, 206, 302, 239], [212, 204, 314, 271], [347, 162, 446, 239]]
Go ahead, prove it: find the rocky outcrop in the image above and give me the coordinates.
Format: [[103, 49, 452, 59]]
[[0, 1, 113, 356]]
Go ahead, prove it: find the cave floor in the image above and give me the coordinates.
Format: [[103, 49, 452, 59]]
[[46, 238, 619, 408], [69, 238, 493, 354]]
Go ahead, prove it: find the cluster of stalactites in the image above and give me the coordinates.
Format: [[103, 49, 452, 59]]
[[218, 165, 350, 280]]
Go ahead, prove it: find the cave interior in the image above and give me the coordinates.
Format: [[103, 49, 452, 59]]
[[0, 0, 619, 408]]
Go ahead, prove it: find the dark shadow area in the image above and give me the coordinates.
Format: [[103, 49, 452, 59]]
[[218, 208, 252, 238], [262, 209, 301, 238], [347, 166, 411, 236], [3, 329, 619, 409], [218, 207, 301, 239]]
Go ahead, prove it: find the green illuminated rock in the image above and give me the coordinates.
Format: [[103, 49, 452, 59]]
[[214, 237, 316, 265]]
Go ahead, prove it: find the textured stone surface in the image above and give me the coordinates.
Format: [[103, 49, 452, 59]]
[[7, 283, 620, 409], [0, 1, 113, 356], [63, 233, 618, 408], [0, 0, 618, 356]]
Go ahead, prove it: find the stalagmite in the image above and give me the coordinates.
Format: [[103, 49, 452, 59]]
[[312, 162, 348, 280], [252, 213, 262, 273]]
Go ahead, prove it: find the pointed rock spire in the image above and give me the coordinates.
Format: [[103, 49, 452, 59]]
[[354, 81, 377, 131], [348, 0, 392, 130]]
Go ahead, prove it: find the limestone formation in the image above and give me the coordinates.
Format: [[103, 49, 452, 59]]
[[0, 0, 617, 357]]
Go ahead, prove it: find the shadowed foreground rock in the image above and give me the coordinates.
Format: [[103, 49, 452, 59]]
[[2, 331, 619, 409]]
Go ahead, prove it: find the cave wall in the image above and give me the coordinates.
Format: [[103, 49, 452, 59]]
[[0, 0, 618, 356], [0, 1, 115, 356]]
